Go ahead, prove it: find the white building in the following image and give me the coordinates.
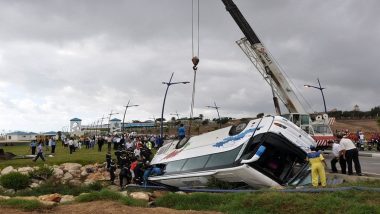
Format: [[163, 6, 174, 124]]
[[4, 131, 38, 142]]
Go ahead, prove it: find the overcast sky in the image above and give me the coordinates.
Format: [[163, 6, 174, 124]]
[[0, 0, 379, 132]]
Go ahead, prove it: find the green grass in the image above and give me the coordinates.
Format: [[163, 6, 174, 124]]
[[75, 189, 146, 207], [155, 191, 380, 214], [336, 179, 380, 188], [75, 189, 123, 202], [0, 144, 108, 169], [14, 181, 103, 197], [0, 198, 47, 211]]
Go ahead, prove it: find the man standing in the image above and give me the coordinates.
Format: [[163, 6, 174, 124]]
[[30, 140, 37, 155], [33, 142, 45, 162], [68, 138, 74, 154], [98, 136, 104, 152], [339, 134, 362, 176], [50, 137, 56, 154], [178, 124, 186, 140], [330, 140, 346, 174]]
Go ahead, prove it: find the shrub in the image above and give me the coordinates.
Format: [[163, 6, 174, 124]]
[[0, 172, 30, 191], [29, 165, 53, 180]]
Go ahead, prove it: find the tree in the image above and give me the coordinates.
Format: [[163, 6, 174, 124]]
[[199, 114, 204, 120], [202, 119, 210, 126], [171, 117, 176, 122]]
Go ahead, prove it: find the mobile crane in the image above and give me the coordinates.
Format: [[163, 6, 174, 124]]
[[221, 0, 335, 147]]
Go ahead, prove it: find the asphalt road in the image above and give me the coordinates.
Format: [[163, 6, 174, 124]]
[[324, 153, 380, 175]]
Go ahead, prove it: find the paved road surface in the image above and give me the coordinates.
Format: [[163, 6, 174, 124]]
[[324, 153, 380, 175]]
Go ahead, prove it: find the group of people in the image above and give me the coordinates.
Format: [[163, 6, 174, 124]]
[[308, 133, 363, 188], [330, 134, 362, 176], [104, 134, 163, 189]]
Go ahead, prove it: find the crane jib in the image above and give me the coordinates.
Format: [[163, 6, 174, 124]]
[[221, 0, 261, 45]]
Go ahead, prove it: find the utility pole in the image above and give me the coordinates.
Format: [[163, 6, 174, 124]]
[[122, 100, 139, 132], [160, 72, 189, 143], [304, 78, 327, 113], [206, 101, 222, 128], [108, 110, 119, 134]]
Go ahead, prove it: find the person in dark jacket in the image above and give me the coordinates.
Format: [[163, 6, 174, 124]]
[[119, 165, 131, 189], [109, 159, 117, 184], [30, 140, 37, 155], [106, 151, 112, 170]]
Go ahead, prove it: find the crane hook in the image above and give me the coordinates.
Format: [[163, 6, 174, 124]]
[[192, 56, 199, 71]]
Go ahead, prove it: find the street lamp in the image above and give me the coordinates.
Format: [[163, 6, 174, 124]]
[[304, 78, 327, 113], [98, 115, 106, 136], [160, 72, 190, 143], [170, 111, 180, 120], [122, 100, 139, 132], [108, 110, 120, 134], [206, 101, 222, 128]]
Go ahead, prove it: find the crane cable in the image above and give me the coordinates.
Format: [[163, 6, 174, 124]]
[[189, 0, 200, 136]]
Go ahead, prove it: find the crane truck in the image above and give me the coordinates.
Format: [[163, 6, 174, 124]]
[[148, 0, 324, 189], [222, 0, 335, 148]]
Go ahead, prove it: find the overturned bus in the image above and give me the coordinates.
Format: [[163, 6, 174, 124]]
[[148, 116, 315, 189]]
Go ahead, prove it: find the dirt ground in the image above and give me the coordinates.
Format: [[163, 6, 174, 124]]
[[0, 201, 221, 214], [331, 119, 379, 135]]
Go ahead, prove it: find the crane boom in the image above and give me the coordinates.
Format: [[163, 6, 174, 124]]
[[221, 0, 307, 114], [221, 0, 336, 148]]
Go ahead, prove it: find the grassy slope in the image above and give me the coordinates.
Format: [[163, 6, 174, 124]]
[[156, 191, 380, 214]]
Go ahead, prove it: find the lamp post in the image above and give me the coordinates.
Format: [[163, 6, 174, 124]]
[[170, 111, 180, 120], [206, 101, 222, 128], [304, 78, 327, 113], [122, 100, 139, 132], [160, 72, 189, 143], [108, 110, 119, 134], [98, 115, 106, 136]]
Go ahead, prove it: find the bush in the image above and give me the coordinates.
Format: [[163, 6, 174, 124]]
[[29, 165, 53, 180], [0, 172, 30, 191]]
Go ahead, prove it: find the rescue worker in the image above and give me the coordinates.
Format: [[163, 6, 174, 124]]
[[339, 134, 362, 176], [109, 159, 117, 184], [307, 146, 327, 187], [330, 140, 346, 174]]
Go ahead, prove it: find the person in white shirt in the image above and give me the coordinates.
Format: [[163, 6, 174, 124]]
[[330, 140, 346, 174], [134, 146, 141, 158], [68, 138, 74, 154], [339, 134, 362, 176]]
